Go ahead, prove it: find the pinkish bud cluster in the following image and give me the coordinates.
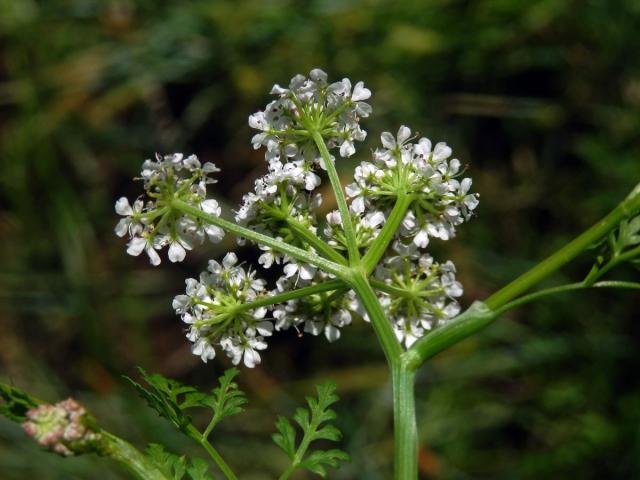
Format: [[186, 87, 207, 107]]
[[22, 398, 101, 457]]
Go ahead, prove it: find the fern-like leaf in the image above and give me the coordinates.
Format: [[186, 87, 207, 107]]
[[273, 381, 350, 478], [125, 367, 246, 439]]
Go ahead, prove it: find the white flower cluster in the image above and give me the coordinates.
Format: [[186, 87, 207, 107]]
[[235, 157, 324, 276], [324, 210, 386, 253], [173, 253, 361, 367], [173, 253, 272, 367], [115, 153, 224, 265], [273, 272, 360, 342], [347, 126, 479, 247], [248, 68, 371, 163], [375, 243, 463, 347], [118, 70, 480, 368], [342, 126, 478, 342]]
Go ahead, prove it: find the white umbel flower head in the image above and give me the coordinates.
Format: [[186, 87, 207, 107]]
[[346, 126, 479, 248], [115, 153, 224, 265], [173, 252, 273, 367], [374, 243, 463, 348], [248, 69, 372, 163]]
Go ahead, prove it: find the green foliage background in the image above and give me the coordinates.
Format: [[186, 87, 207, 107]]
[[1, 0, 639, 478]]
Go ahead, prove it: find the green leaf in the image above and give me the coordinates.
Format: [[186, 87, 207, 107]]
[[272, 416, 296, 459], [125, 368, 246, 438], [124, 368, 196, 431], [146, 444, 187, 480], [147, 445, 215, 480], [201, 368, 247, 436], [298, 449, 351, 478], [273, 381, 349, 478], [187, 458, 215, 480], [619, 215, 640, 249], [0, 383, 41, 422]]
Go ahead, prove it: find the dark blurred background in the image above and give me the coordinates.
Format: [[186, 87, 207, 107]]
[[1, 1, 639, 478]]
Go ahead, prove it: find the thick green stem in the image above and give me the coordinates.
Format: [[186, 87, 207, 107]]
[[403, 301, 496, 371], [485, 181, 640, 310], [186, 425, 238, 480], [170, 199, 348, 278], [100, 431, 169, 480], [349, 273, 403, 366], [392, 363, 417, 480], [311, 131, 360, 264], [362, 193, 414, 273], [349, 272, 419, 480]]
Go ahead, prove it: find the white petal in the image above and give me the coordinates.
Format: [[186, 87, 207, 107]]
[[299, 264, 316, 280], [205, 225, 225, 243], [325, 325, 341, 342], [380, 132, 395, 149], [339, 140, 355, 158], [126, 237, 146, 256], [258, 252, 274, 268], [397, 125, 411, 144], [146, 246, 161, 266], [351, 81, 371, 101], [243, 349, 260, 368], [201, 199, 221, 215], [433, 142, 452, 161], [461, 178, 472, 194], [115, 197, 133, 216], [222, 252, 238, 268], [464, 194, 479, 210], [368, 211, 386, 227], [417, 138, 432, 156], [413, 230, 430, 248], [309, 68, 328, 83], [283, 263, 298, 278], [115, 218, 129, 237], [351, 197, 365, 214], [256, 321, 273, 336], [168, 241, 186, 263]]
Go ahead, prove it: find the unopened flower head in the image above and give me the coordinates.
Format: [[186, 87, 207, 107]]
[[22, 399, 101, 457], [115, 153, 224, 265]]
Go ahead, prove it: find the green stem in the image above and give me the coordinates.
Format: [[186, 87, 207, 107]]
[[234, 280, 346, 313], [348, 274, 413, 479], [349, 272, 403, 366], [186, 425, 238, 480], [100, 431, 169, 480], [362, 193, 414, 273], [285, 217, 348, 265], [170, 199, 348, 278], [403, 281, 640, 371], [485, 181, 640, 310], [311, 131, 360, 264], [392, 363, 417, 480], [585, 244, 640, 285], [493, 280, 640, 316]]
